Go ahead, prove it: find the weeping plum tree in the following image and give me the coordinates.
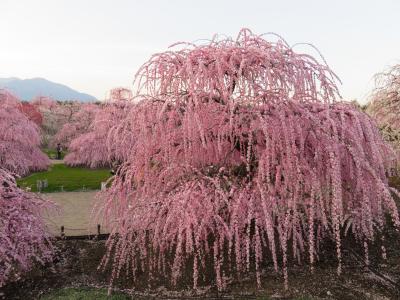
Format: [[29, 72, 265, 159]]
[[0, 92, 55, 286], [19, 102, 43, 126], [0, 168, 55, 287], [53, 103, 100, 149], [32, 97, 82, 147], [0, 90, 50, 176], [99, 29, 400, 290], [64, 89, 133, 168], [366, 64, 400, 162], [103, 88, 136, 163]]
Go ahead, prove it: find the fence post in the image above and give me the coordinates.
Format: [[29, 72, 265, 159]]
[[97, 224, 101, 236], [61, 225, 65, 239]]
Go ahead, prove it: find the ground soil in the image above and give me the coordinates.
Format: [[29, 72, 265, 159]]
[[42, 191, 111, 236], [1, 223, 399, 300]]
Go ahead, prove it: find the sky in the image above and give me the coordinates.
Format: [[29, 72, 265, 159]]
[[1, 0, 399, 103]]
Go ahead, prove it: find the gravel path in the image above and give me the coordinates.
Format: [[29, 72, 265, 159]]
[[50, 159, 65, 164], [43, 191, 110, 236], [41, 159, 111, 236]]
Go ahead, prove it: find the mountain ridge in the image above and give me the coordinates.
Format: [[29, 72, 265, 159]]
[[0, 77, 97, 102]]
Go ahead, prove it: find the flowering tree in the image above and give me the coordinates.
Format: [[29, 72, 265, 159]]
[[0, 168, 55, 287], [366, 64, 400, 162], [19, 102, 43, 126], [32, 97, 82, 147], [53, 103, 100, 149], [108, 87, 133, 102], [99, 29, 400, 290], [0, 90, 50, 176], [65, 98, 133, 168]]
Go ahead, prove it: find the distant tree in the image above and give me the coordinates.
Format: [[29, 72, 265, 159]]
[[0, 168, 55, 287], [98, 30, 399, 291], [108, 87, 133, 102], [31, 96, 60, 143], [366, 64, 400, 163], [31, 96, 59, 111], [0, 90, 49, 175], [19, 102, 43, 126], [65, 94, 133, 168], [349, 99, 368, 111], [32, 97, 82, 147], [53, 103, 100, 149]]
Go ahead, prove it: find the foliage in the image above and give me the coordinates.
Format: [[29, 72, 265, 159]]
[[366, 64, 400, 162], [17, 163, 111, 193], [0, 168, 55, 287], [99, 29, 400, 291], [0, 90, 50, 176]]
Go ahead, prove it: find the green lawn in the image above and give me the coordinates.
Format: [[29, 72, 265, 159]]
[[17, 164, 111, 192], [40, 287, 130, 300]]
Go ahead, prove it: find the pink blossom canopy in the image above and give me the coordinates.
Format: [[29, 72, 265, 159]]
[[99, 29, 399, 290], [0, 168, 55, 287], [0, 90, 50, 176]]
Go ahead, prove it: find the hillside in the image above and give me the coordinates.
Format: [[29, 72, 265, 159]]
[[0, 77, 97, 102]]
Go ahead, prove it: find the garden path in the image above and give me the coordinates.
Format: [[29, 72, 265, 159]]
[[49, 159, 65, 164], [35, 159, 112, 236], [43, 191, 111, 236]]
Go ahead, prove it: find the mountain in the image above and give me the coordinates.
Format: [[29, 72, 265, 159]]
[[0, 77, 97, 102]]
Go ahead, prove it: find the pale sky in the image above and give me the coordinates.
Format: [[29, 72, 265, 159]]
[[1, 0, 399, 103]]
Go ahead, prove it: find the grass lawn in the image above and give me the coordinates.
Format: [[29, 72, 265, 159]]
[[40, 287, 130, 300], [17, 163, 111, 192], [43, 148, 67, 159]]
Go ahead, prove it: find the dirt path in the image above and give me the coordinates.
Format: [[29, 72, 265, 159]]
[[42, 191, 110, 236], [40, 159, 111, 236], [50, 159, 65, 164]]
